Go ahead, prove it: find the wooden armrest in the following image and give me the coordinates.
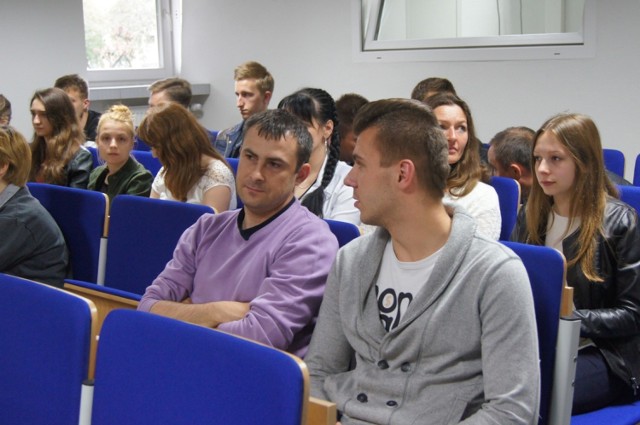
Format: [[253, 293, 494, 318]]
[[308, 396, 337, 425], [560, 285, 574, 318], [64, 283, 139, 334]]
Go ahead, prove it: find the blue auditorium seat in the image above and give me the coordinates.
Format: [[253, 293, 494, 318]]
[[67, 195, 212, 299], [88, 309, 309, 425], [489, 175, 521, 240], [603, 148, 625, 178], [324, 219, 360, 247], [226, 156, 243, 208], [502, 241, 580, 425], [0, 273, 96, 425], [130, 149, 162, 176], [27, 182, 108, 282]]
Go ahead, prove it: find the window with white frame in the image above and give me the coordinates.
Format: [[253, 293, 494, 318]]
[[82, 0, 178, 84], [354, 0, 595, 62]]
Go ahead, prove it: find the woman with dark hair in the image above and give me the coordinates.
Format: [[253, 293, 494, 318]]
[[512, 113, 640, 414], [425, 93, 501, 239], [278, 88, 359, 226], [138, 103, 236, 212], [29, 87, 93, 188]]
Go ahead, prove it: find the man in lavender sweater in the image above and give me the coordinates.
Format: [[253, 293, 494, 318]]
[[138, 109, 339, 358]]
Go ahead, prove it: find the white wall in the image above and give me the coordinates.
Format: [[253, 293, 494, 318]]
[[3, 0, 640, 180], [1, 0, 86, 137]]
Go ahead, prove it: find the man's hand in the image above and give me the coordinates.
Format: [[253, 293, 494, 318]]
[[210, 301, 250, 324], [150, 300, 250, 328]]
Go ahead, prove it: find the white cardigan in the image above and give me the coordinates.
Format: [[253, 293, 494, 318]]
[[444, 181, 501, 240]]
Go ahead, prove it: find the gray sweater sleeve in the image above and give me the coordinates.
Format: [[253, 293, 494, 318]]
[[305, 257, 354, 401], [460, 256, 540, 425]]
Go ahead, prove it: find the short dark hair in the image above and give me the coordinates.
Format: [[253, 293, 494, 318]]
[[410, 77, 457, 103], [149, 77, 192, 108], [243, 109, 312, 171], [336, 93, 368, 131], [354, 98, 449, 198], [54, 74, 89, 99], [489, 126, 535, 172]]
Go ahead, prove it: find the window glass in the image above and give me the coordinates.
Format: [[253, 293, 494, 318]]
[[375, 0, 585, 41], [83, 0, 160, 70], [356, 0, 594, 61], [82, 0, 176, 83]]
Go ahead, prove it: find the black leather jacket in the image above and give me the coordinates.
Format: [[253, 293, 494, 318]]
[[512, 198, 640, 394], [64, 147, 93, 189]]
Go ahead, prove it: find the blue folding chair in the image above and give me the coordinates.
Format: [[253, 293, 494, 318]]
[[502, 242, 580, 425], [87, 309, 309, 425], [618, 184, 640, 214], [603, 148, 625, 178], [134, 136, 151, 151], [226, 157, 243, 208], [633, 154, 640, 187], [27, 182, 108, 283], [86, 146, 101, 168], [324, 219, 360, 247], [130, 150, 162, 176], [0, 273, 97, 425], [490, 176, 521, 240]]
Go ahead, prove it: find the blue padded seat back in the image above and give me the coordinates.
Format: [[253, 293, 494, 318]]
[[502, 242, 565, 425], [26, 182, 107, 282], [225, 156, 243, 208], [324, 218, 360, 248], [130, 150, 162, 176], [603, 148, 625, 177], [91, 310, 307, 425], [633, 154, 640, 186], [105, 195, 212, 295], [618, 185, 640, 215], [489, 176, 520, 240], [0, 273, 93, 425]]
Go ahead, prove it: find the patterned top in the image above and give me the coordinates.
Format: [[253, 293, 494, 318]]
[[152, 158, 237, 209]]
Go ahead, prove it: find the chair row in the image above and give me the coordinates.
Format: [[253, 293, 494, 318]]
[[4, 237, 639, 423], [0, 272, 335, 425], [27, 183, 213, 289], [27, 183, 359, 306], [0, 241, 577, 425]]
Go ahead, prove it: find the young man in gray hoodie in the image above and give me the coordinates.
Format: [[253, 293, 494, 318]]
[[305, 98, 540, 425]]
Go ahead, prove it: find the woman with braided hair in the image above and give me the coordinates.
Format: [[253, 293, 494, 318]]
[[278, 88, 360, 226]]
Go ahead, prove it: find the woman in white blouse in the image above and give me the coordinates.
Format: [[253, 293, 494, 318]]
[[137, 103, 236, 212], [426, 93, 501, 240]]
